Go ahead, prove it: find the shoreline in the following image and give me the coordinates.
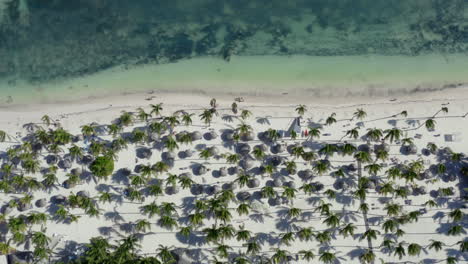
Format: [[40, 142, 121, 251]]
[[1, 54, 468, 107]]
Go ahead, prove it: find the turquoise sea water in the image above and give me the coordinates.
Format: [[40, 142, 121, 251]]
[[0, 0, 467, 104]]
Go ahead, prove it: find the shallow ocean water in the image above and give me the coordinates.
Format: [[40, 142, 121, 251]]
[[0, 0, 467, 104]]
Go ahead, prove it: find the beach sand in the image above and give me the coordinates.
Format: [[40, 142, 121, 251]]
[[0, 86, 467, 263]]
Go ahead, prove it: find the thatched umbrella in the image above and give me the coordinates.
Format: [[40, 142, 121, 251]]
[[334, 180, 344, 190], [219, 167, 228, 177], [179, 172, 192, 178], [184, 149, 194, 158], [300, 169, 314, 181], [209, 146, 220, 156], [77, 190, 90, 197], [71, 167, 82, 176], [237, 143, 251, 156], [195, 165, 207, 175], [412, 186, 427, 195], [162, 151, 176, 160], [269, 197, 282, 206], [408, 145, 418, 155], [206, 185, 221, 195], [247, 178, 260, 188], [270, 156, 283, 167], [241, 131, 255, 141], [61, 158, 72, 169], [75, 134, 84, 142], [273, 178, 283, 187], [204, 131, 218, 140], [2, 205, 13, 214], [229, 166, 241, 175], [255, 144, 269, 153], [311, 182, 324, 192], [286, 181, 296, 189], [240, 158, 255, 170], [52, 195, 67, 204], [237, 191, 251, 201], [46, 155, 59, 165], [81, 155, 94, 164], [121, 168, 132, 177], [62, 180, 76, 189], [166, 186, 180, 195], [191, 131, 203, 141], [446, 174, 457, 182], [149, 132, 160, 142], [134, 164, 143, 173], [223, 182, 238, 191], [35, 198, 47, 208], [223, 130, 235, 141], [272, 144, 286, 154], [139, 148, 153, 159], [191, 184, 204, 195], [18, 202, 32, 212], [374, 143, 390, 153], [358, 144, 370, 153]]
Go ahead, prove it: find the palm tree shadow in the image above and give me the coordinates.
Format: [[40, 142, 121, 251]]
[[222, 114, 236, 123], [175, 232, 206, 246], [347, 247, 366, 261], [248, 212, 266, 223], [256, 117, 271, 125]]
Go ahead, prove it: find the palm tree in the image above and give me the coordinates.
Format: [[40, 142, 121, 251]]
[[323, 213, 340, 228], [319, 144, 338, 157], [449, 209, 464, 222], [375, 149, 389, 161], [226, 153, 240, 164], [235, 225, 251, 241], [200, 109, 214, 126], [365, 128, 383, 141], [295, 105, 307, 116], [245, 240, 261, 255], [359, 250, 375, 264], [313, 160, 330, 175], [287, 207, 302, 218], [428, 240, 444, 251], [408, 243, 421, 256], [282, 186, 297, 199], [236, 173, 251, 188], [353, 108, 367, 120], [325, 113, 337, 126], [107, 123, 122, 138], [199, 149, 213, 160], [271, 248, 290, 264], [164, 136, 178, 152], [156, 245, 175, 263], [178, 175, 194, 189], [344, 127, 359, 140], [314, 231, 331, 244], [81, 124, 96, 138], [237, 203, 251, 216], [297, 227, 314, 241], [118, 111, 134, 127], [299, 250, 315, 262], [385, 203, 401, 217], [394, 242, 406, 259], [150, 103, 163, 116], [240, 109, 252, 120], [164, 115, 180, 131], [318, 251, 336, 264], [382, 219, 398, 233], [447, 225, 464, 236], [215, 243, 231, 259], [364, 163, 382, 175], [181, 113, 194, 126], [384, 128, 402, 143], [140, 201, 160, 218], [425, 119, 436, 130], [252, 148, 265, 160], [446, 257, 458, 264], [339, 223, 356, 238], [360, 229, 380, 243], [237, 122, 252, 135], [261, 186, 276, 198], [457, 240, 467, 252], [41, 115, 52, 126], [280, 232, 295, 246], [188, 211, 205, 227], [354, 151, 372, 163]]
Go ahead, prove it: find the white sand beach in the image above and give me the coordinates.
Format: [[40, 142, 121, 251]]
[[0, 87, 467, 263]]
